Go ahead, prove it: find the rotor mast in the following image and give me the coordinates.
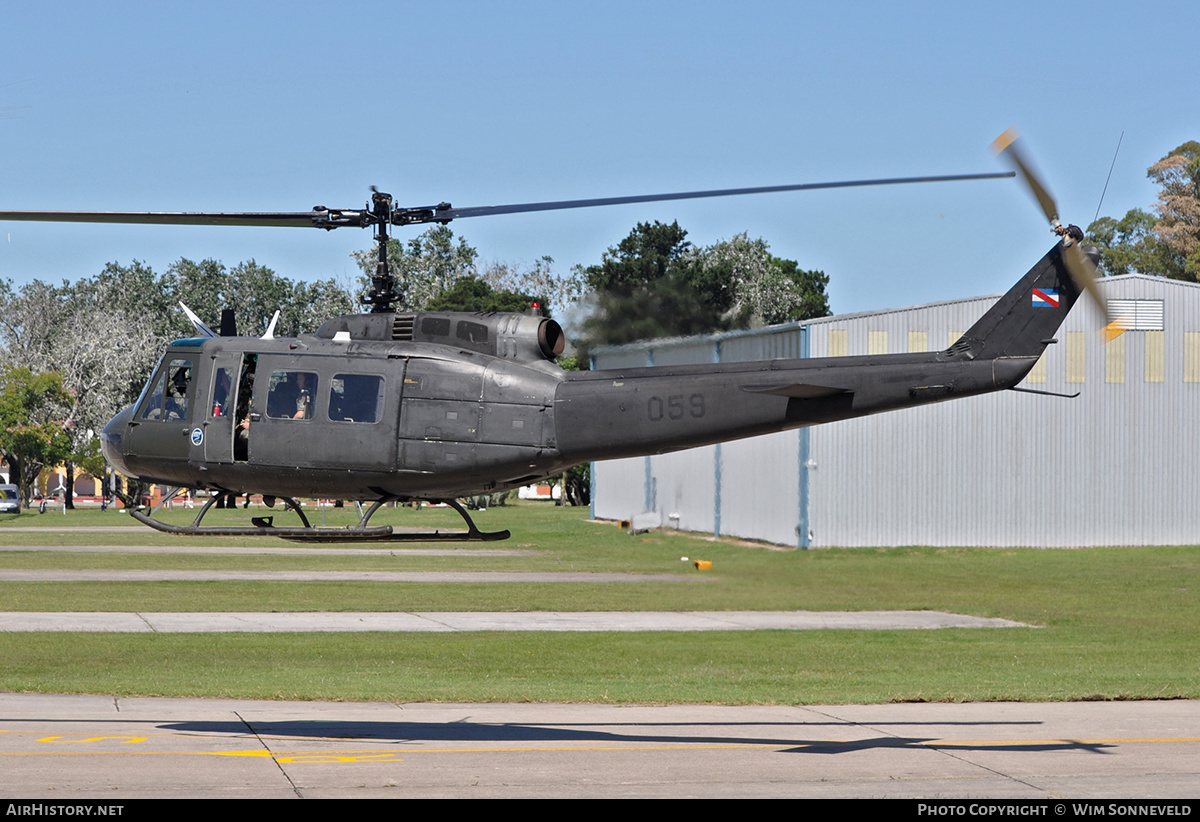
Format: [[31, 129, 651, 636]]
[[360, 189, 456, 312], [362, 189, 400, 313]]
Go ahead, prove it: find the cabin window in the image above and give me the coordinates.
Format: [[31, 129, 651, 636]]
[[139, 358, 193, 421], [211, 367, 236, 417], [421, 317, 450, 337], [266, 370, 318, 420], [457, 321, 488, 344], [329, 374, 384, 423]]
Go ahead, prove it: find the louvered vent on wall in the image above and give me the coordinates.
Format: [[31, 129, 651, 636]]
[[1106, 299, 1164, 331]]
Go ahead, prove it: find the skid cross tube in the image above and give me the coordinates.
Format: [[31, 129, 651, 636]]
[[125, 495, 510, 542]]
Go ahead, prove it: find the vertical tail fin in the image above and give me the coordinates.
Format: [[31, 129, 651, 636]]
[[947, 242, 1085, 362]]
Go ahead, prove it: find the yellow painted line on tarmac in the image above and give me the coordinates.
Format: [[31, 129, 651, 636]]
[[219, 744, 776, 756], [0, 743, 781, 759], [4, 733, 1200, 762], [0, 728, 383, 743], [0, 750, 402, 760], [36, 736, 148, 744]]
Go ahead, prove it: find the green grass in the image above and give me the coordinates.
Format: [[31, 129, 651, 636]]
[[1, 630, 1191, 704], [1, 503, 1198, 704]]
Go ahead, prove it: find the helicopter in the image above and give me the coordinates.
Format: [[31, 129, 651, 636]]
[[0, 133, 1098, 542]]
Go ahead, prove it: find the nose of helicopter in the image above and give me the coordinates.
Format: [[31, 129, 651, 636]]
[[100, 405, 134, 477]]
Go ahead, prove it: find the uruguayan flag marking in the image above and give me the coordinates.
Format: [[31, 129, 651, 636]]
[[1032, 288, 1059, 308]]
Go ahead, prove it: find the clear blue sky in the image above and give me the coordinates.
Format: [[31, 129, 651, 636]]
[[2, 1, 1196, 316]]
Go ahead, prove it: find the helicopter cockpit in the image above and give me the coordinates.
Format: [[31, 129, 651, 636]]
[[137, 357, 194, 422]]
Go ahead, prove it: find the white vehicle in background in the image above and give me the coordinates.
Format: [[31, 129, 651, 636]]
[[0, 485, 20, 514]]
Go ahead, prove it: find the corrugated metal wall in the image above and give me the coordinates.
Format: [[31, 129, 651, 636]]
[[591, 274, 1200, 547]]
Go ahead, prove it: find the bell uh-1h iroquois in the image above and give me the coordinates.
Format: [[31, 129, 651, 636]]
[[0, 131, 1099, 542]]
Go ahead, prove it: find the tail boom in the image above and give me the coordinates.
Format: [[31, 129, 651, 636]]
[[553, 243, 1083, 463]]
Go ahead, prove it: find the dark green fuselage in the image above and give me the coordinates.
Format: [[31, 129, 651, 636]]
[[102, 243, 1080, 501]]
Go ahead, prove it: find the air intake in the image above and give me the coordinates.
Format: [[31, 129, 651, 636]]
[[392, 314, 415, 341]]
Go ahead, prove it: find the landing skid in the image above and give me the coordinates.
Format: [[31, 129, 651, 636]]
[[125, 495, 511, 542]]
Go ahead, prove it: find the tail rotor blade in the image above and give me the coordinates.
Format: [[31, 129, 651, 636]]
[[991, 127, 1060, 226], [992, 127, 1108, 322], [1064, 242, 1106, 319]]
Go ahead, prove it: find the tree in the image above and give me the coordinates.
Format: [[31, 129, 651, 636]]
[[577, 221, 831, 354], [0, 368, 73, 508], [223, 259, 296, 336], [0, 278, 72, 368], [352, 227, 584, 317], [578, 221, 726, 351], [1148, 141, 1200, 280], [351, 225, 479, 311], [770, 256, 831, 323], [1088, 141, 1200, 281], [164, 257, 356, 338], [1087, 209, 1164, 278], [167, 258, 229, 335], [687, 234, 831, 326], [482, 257, 585, 317], [0, 272, 169, 507], [45, 296, 163, 508], [424, 276, 547, 315], [583, 221, 693, 294], [88, 260, 181, 340], [286, 277, 357, 337]]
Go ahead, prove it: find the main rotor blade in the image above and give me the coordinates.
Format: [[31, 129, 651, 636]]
[[0, 210, 340, 228], [0, 171, 1013, 231], [435, 172, 1016, 222]]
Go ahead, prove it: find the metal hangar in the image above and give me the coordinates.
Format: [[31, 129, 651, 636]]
[[589, 274, 1200, 547]]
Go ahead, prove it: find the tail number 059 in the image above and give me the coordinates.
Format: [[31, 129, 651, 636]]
[[647, 393, 705, 421]]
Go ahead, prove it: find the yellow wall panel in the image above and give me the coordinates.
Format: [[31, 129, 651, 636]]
[[1067, 331, 1086, 383], [1145, 330, 1164, 383], [1106, 334, 1125, 384], [828, 329, 848, 357], [1185, 333, 1200, 382], [868, 331, 888, 355], [1027, 353, 1047, 384]]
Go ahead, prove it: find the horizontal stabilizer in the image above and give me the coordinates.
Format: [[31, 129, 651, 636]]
[[740, 382, 851, 399]]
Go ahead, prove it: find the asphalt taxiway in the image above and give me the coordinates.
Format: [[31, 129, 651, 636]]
[[1, 694, 1197, 798]]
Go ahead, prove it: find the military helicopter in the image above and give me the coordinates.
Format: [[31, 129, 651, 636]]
[[0, 133, 1097, 542]]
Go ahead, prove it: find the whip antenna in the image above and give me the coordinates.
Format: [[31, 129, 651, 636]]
[[1093, 131, 1124, 226]]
